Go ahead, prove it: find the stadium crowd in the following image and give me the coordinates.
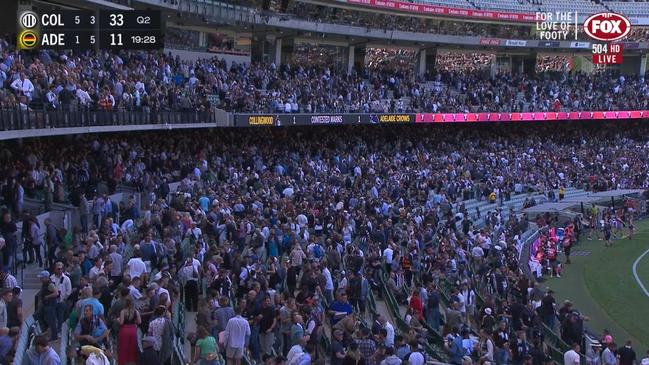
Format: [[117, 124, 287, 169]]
[[0, 123, 648, 365], [1, 34, 648, 116], [1, 123, 649, 365]]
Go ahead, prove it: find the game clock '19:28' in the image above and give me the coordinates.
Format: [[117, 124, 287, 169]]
[[100, 31, 163, 49]]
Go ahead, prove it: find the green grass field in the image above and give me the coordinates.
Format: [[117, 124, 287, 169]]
[[546, 220, 649, 350]]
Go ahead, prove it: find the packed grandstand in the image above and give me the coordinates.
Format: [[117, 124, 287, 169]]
[[0, 0, 649, 365]]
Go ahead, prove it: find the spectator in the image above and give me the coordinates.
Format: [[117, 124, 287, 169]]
[[0, 290, 9, 329], [74, 304, 108, 348], [32, 335, 62, 365], [619, 341, 638, 365], [194, 325, 219, 365], [140, 336, 160, 365], [36, 270, 59, 341], [0, 327, 11, 365], [564, 343, 581, 365], [117, 296, 141, 365], [224, 306, 251, 365]]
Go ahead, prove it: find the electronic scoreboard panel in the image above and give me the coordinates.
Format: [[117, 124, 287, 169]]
[[17, 10, 163, 50]]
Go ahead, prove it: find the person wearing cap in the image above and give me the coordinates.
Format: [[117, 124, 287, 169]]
[[154, 271, 171, 301], [140, 283, 161, 321], [585, 341, 602, 365], [481, 307, 496, 332], [37, 269, 60, 341], [328, 289, 353, 326], [74, 304, 108, 348]]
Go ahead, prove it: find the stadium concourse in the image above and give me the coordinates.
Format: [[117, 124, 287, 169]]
[[0, 122, 646, 365]]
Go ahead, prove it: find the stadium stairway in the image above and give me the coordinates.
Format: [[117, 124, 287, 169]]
[[370, 187, 588, 362]]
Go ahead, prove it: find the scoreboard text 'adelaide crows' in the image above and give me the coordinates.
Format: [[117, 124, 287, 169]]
[[17, 10, 163, 50]]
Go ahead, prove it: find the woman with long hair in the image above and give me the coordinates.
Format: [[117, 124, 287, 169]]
[[118, 296, 141, 365], [194, 325, 219, 365]]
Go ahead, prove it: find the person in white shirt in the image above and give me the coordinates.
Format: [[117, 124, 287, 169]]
[[107, 245, 123, 282], [10, 73, 34, 100], [322, 264, 334, 303], [640, 349, 649, 365], [408, 342, 426, 365], [287, 341, 305, 365], [383, 245, 394, 265], [379, 315, 395, 347], [127, 276, 143, 300], [45, 86, 58, 110], [50, 262, 72, 303], [76, 86, 92, 106], [223, 309, 251, 365], [564, 343, 581, 365], [126, 251, 147, 279], [88, 257, 103, 281], [50, 262, 72, 329]]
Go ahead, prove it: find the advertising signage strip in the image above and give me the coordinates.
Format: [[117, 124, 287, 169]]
[[620, 42, 640, 49], [237, 114, 415, 126], [480, 38, 501, 46], [345, 0, 536, 23], [238, 111, 649, 127], [538, 41, 561, 47], [415, 110, 649, 123]]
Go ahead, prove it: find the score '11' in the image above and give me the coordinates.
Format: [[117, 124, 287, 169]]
[[110, 33, 123, 46]]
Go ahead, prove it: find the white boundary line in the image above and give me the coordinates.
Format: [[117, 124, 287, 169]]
[[632, 247, 649, 297]]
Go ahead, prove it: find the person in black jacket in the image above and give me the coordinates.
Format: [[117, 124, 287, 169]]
[[511, 330, 530, 365], [0, 212, 17, 271]]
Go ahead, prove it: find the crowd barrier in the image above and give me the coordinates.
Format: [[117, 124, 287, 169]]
[[0, 107, 228, 131], [1, 109, 649, 133]]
